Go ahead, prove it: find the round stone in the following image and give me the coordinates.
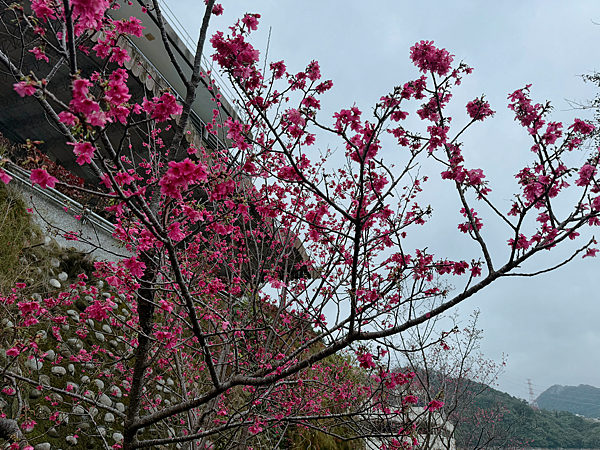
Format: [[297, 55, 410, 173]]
[[67, 364, 75, 374], [50, 257, 60, 268], [48, 427, 59, 438], [98, 393, 112, 407], [94, 332, 105, 342], [115, 402, 125, 413], [73, 405, 85, 415], [29, 388, 42, 399], [59, 345, 71, 358], [49, 279, 61, 288], [66, 435, 78, 445], [109, 386, 122, 398], [35, 443, 51, 450], [35, 405, 51, 420], [112, 432, 124, 442], [102, 324, 112, 334], [81, 376, 90, 384], [36, 330, 47, 340], [44, 350, 56, 361], [51, 366, 67, 376], [104, 412, 115, 423], [93, 379, 105, 390], [58, 272, 68, 281], [25, 358, 43, 371]]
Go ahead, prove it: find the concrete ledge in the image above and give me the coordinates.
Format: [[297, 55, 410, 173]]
[[5, 166, 129, 262]]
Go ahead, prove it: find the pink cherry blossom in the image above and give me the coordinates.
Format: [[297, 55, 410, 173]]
[[466, 97, 495, 121], [31, 0, 56, 21], [575, 164, 597, 187], [0, 168, 12, 184], [569, 118, 595, 135], [410, 40, 454, 76], [143, 92, 183, 122], [14, 80, 37, 97], [241, 13, 260, 31], [6, 346, 20, 357], [427, 400, 445, 411], [68, 141, 96, 165], [29, 47, 50, 62], [58, 111, 79, 126], [70, 0, 110, 32], [30, 168, 58, 189]]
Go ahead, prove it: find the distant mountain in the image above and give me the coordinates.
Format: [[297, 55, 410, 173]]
[[461, 384, 600, 448], [536, 384, 600, 419]]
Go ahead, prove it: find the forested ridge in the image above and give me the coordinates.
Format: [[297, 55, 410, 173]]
[[536, 384, 600, 420], [461, 383, 600, 449]]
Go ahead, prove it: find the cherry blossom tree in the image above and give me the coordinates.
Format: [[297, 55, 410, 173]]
[[0, 1, 599, 450]]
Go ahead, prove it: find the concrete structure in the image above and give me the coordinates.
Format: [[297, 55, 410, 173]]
[[0, 0, 239, 261], [6, 165, 128, 262], [364, 407, 456, 450]]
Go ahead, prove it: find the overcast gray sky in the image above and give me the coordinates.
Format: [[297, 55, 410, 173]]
[[164, 0, 600, 401]]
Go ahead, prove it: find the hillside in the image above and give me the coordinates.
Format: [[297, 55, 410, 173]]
[[460, 384, 600, 449], [536, 384, 600, 419]]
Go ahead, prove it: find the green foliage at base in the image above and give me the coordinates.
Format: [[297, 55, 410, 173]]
[[0, 182, 45, 292], [284, 426, 363, 450]]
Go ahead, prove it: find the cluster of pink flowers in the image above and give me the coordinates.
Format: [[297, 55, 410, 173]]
[[576, 164, 598, 187], [114, 16, 145, 37], [508, 85, 545, 135], [31, 0, 57, 21], [71, 0, 110, 33], [143, 92, 183, 122], [68, 141, 96, 165], [211, 26, 260, 80], [13, 79, 37, 97], [30, 168, 58, 189], [457, 208, 483, 234], [159, 158, 208, 199], [466, 97, 495, 121], [410, 40, 454, 76]]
